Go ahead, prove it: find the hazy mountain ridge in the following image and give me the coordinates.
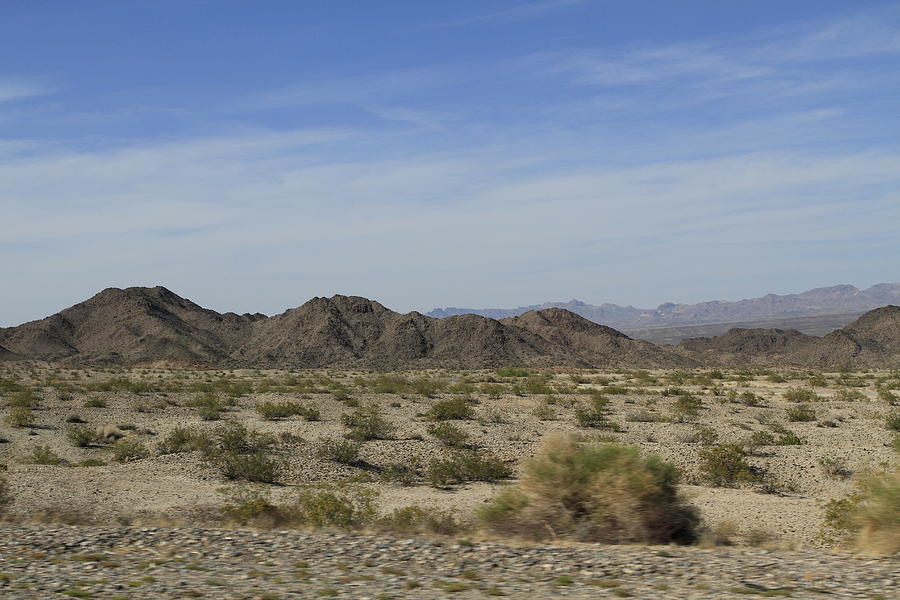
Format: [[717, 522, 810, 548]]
[[427, 283, 900, 330]]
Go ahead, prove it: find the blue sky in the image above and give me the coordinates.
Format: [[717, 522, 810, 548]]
[[2, 0, 899, 325]]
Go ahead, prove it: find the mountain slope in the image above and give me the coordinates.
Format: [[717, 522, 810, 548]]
[[0, 286, 261, 365], [501, 308, 693, 367]]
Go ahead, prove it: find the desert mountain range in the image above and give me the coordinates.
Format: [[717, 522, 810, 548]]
[[427, 283, 900, 334], [0, 286, 898, 369]]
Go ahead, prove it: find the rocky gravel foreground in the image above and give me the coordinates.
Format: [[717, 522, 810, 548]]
[[0, 525, 895, 599]]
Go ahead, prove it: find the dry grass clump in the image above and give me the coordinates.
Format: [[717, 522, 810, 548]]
[[478, 434, 698, 544], [821, 466, 899, 555]]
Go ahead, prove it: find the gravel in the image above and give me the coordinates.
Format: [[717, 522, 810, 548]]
[[0, 525, 896, 599]]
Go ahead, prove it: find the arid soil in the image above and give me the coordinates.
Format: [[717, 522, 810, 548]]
[[0, 364, 897, 598]]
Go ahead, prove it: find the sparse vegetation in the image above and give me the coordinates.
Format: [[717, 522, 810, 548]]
[[698, 444, 759, 487]]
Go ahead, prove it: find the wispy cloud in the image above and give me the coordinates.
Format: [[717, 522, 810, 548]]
[[0, 81, 52, 103]]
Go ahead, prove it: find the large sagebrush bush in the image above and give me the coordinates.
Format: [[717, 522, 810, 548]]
[[478, 434, 697, 544]]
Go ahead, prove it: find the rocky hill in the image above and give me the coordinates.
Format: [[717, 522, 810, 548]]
[[427, 283, 900, 333], [1, 287, 898, 369], [675, 306, 900, 368], [0, 287, 688, 369]]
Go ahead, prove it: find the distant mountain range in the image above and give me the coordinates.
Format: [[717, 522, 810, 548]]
[[427, 283, 900, 342], [1, 286, 898, 369]]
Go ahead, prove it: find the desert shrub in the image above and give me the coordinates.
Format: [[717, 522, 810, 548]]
[[75, 459, 106, 467], [877, 387, 899, 405], [341, 404, 395, 441], [524, 375, 552, 395], [0, 474, 11, 513], [83, 396, 107, 408], [220, 486, 288, 527], [4, 406, 33, 427], [112, 437, 149, 463], [625, 409, 658, 423], [8, 390, 40, 409], [478, 435, 697, 544], [698, 445, 758, 487], [332, 389, 358, 407], [886, 411, 900, 432], [496, 367, 529, 378], [427, 450, 512, 487], [215, 450, 283, 484], [835, 388, 865, 402], [412, 377, 443, 398], [427, 396, 475, 421], [256, 401, 319, 421], [671, 394, 702, 422], [187, 392, 225, 421], [737, 391, 764, 407], [316, 438, 361, 464], [27, 445, 66, 466], [291, 484, 378, 529], [157, 426, 211, 454], [379, 461, 420, 486], [785, 404, 816, 422], [201, 422, 282, 483], [661, 386, 685, 397], [693, 425, 719, 446], [770, 424, 804, 445], [426, 422, 469, 447], [532, 403, 556, 421], [370, 375, 410, 394], [0, 378, 24, 393], [376, 505, 464, 536], [602, 385, 630, 396], [65, 414, 86, 423], [741, 430, 775, 455], [575, 395, 614, 429], [480, 383, 505, 399], [818, 457, 851, 480], [66, 425, 98, 448], [821, 466, 899, 555], [783, 387, 820, 403]]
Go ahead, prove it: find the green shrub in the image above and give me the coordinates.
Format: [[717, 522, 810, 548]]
[[412, 378, 443, 398], [771, 424, 804, 446], [886, 411, 900, 432], [83, 396, 107, 408], [427, 450, 512, 487], [478, 435, 697, 544], [785, 404, 816, 422], [4, 406, 33, 427], [783, 387, 820, 403], [817, 457, 851, 480], [187, 392, 225, 421], [835, 388, 865, 402], [215, 450, 283, 483], [671, 394, 702, 422], [376, 505, 464, 536], [112, 437, 149, 463], [877, 387, 899, 405], [8, 390, 40, 409], [370, 375, 410, 394], [66, 425, 98, 448], [737, 391, 764, 407], [427, 396, 475, 421], [202, 423, 282, 483], [741, 430, 775, 455], [496, 367, 529, 378], [157, 427, 211, 454], [291, 484, 378, 529], [220, 486, 287, 527], [256, 401, 319, 421], [575, 395, 614, 429], [27, 445, 66, 466], [0, 474, 11, 513], [698, 445, 758, 487], [427, 422, 470, 447], [341, 404, 395, 441], [316, 438, 361, 465]]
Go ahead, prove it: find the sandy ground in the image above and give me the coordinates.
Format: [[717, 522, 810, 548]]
[[0, 365, 896, 549]]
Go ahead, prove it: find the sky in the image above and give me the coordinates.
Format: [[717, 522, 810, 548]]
[[2, 0, 899, 326]]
